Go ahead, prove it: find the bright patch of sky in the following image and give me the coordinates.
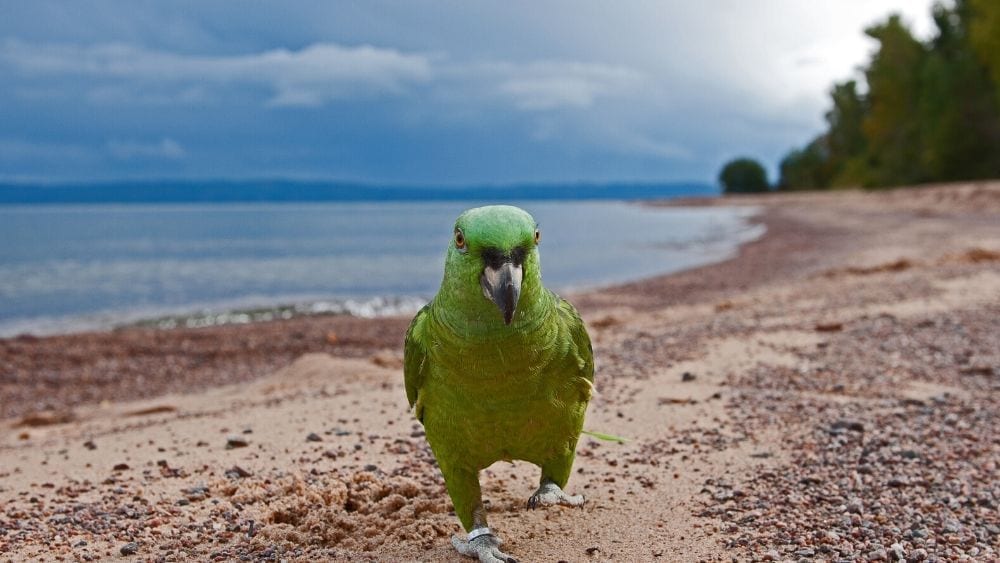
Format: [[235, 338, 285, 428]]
[[0, 1, 935, 184]]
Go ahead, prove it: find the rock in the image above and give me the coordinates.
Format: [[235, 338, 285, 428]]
[[586, 546, 600, 555], [370, 349, 404, 369], [887, 476, 908, 488], [112, 463, 130, 471], [83, 440, 97, 450], [847, 498, 864, 514], [120, 542, 139, 556], [182, 485, 209, 501], [889, 543, 905, 561], [226, 436, 249, 449], [942, 518, 961, 533], [225, 465, 252, 479], [306, 432, 323, 442], [763, 550, 780, 561], [681, 371, 697, 382], [867, 548, 887, 561], [831, 419, 865, 433]]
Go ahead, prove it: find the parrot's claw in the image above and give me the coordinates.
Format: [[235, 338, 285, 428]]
[[452, 532, 518, 563], [527, 481, 585, 509]]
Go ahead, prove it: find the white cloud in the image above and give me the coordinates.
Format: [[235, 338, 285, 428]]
[[475, 61, 644, 111], [107, 138, 186, 160], [1, 39, 646, 113], [1, 40, 433, 106]]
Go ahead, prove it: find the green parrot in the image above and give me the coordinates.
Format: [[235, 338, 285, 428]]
[[404, 205, 594, 562]]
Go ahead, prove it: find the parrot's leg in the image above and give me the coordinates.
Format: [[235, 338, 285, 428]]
[[527, 453, 585, 509], [444, 467, 519, 563], [452, 531, 518, 563], [527, 478, 585, 509]]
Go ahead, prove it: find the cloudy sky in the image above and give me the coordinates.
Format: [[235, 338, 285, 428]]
[[0, 1, 935, 185]]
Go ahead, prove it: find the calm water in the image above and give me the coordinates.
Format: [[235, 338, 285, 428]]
[[0, 201, 762, 336]]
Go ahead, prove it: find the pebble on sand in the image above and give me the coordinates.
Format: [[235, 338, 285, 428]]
[[226, 436, 249, 449]]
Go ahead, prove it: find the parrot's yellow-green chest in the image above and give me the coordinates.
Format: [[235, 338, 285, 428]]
[[419, 311, 591, 472]]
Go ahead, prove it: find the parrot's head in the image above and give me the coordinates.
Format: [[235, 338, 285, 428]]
[[444, 205, 542, 327]]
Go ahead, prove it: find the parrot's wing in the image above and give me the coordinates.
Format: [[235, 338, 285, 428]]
[[403, 304, 431, 421], [556, 295, 594, 384]]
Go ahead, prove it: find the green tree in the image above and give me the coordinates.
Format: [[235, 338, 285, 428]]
[[919, 0, 1000, 181], [860, 14, 927, 187], [778, 138, 829, 190], [825, 80, 867, 186], [719, 158, 769, 193], [969, 0, 1000, 105], [774, 2, 1000, 191]]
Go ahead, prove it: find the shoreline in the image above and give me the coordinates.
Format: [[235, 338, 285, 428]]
[[0, 202, 766, 421], [0, 200, 756, 340], [1, 182, 998, 561]]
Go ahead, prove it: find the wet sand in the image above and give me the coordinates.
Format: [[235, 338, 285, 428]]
[[1, 182, 998, 561]]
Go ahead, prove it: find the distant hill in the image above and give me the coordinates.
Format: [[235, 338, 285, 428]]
[[0, 180, 716, 204]]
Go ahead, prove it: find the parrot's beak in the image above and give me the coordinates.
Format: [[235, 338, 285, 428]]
[[481, 261, 522, 325]]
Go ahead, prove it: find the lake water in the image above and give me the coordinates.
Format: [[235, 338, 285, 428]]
[[0, 201, 763, 336]]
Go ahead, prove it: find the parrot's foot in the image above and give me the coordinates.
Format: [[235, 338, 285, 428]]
[[452, 529, 518, 563], [527, 480, 585, 509]]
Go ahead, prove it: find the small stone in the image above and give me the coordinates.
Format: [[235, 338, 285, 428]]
[[586, 546, 600, 555], [225, 465, 252, 479], [831, 419, 865, 433], [112, 463, 130, 471], [306, 432, 323, 442], [120, 542, 139, 556], [867, 548, 887, 561], [887, 476, 908, 488], [182, 484, 209, 501], [847, 498, 864, 514], [681, 372, 697, 382], [909, 548, 927, 561], [763, 550, 780, 561], [226, 436, 249, 449], [889, 543, 905, 561], [942, 518, 961, 533], [83, 440, 97, 450]]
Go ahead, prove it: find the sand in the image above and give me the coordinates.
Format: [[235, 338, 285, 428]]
[[1, 182, 998, 561]]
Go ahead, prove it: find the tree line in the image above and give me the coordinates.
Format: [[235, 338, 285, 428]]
[[719, 0, 1000, 193]]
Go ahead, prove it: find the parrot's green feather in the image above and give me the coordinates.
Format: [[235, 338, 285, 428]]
[[402, 304, 430, 421], [402, 205, 595, 533], [580, 430, 629, 444]]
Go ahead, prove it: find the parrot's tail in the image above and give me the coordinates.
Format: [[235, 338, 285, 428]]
[[581, 429, 628, 444]]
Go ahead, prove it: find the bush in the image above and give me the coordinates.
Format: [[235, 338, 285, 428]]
[[718, 158, 770, 193]]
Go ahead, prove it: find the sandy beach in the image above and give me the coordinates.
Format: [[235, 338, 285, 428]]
[[2, 183, 998, 561]]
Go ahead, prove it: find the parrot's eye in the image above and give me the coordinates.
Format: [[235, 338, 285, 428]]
[[455, 229, 466, 250], [534, 229, 541, 244]]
